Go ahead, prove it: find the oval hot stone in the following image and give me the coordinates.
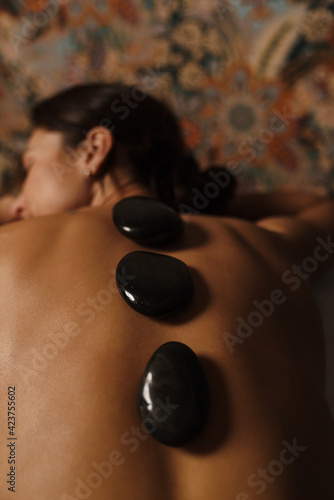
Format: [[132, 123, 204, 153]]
[[116, 251, 194, 317], [138, 341, 209, 447], [112, 196, 184, 245]]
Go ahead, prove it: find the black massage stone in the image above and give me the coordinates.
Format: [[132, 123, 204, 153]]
[[138, 341, 209, 447], [112, 196, 184, 245], [116, 251, 194, 317]]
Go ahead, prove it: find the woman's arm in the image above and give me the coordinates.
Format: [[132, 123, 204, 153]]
[[257, 195, 334, 278], [226, 190, 328, 221]]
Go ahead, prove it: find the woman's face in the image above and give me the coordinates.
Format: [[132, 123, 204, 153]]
[[13, 128, 92, 219]]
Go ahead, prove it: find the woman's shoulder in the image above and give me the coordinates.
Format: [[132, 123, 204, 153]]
[[0, 209, 110, 269]]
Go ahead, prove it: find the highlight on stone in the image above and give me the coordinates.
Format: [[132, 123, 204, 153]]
[[112, 196, 184, 245], [138, 341, 210, 447], [115, 251, 194, 317]]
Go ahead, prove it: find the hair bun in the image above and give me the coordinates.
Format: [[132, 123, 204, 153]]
[[176, 162, 237, 215]]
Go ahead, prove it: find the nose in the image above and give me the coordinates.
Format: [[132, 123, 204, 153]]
[[10, 193, 27, 220]]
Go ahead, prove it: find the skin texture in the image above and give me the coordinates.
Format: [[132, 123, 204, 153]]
[[0, 127, 333, 499], [0, 199, 334, 499]]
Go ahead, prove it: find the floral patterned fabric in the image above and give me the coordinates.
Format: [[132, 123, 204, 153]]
[[0, 0, 334, 196]]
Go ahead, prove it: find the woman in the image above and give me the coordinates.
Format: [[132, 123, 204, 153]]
[[8, 82, 236, 221], [0, 83, 333, 500]]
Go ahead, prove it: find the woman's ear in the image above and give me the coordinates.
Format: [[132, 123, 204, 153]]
[[78, 126, 113, 177]]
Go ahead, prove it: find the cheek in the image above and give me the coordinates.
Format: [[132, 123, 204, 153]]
[[22, 164, 62, 214], [23, 167, 47, 204], [23, 162, 91, 216]]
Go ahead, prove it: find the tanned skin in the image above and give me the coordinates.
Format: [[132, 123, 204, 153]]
[[0, 191, 334, 500]]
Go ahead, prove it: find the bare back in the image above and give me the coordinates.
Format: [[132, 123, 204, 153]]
[[0, 205, 334, 500]]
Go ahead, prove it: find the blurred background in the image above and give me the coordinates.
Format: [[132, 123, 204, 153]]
[[0, 0, 334, 197]]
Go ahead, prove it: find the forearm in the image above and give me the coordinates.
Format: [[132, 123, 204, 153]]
[[227, 190, 328, 221], [297, 198, 334, 237], [256, 194, 334, 273]]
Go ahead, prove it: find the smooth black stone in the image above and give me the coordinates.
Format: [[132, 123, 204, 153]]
[[112, 196, 184, 245], [116, 251, 194, 317], [138, 342, 209, 447]]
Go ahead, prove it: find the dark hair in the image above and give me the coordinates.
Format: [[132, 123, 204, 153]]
[[31, 82, 236, 214]]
